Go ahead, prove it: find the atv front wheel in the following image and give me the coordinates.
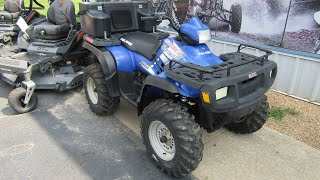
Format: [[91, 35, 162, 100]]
[[84, 63, 120, 115], [229, 3, 242, 33], [140, 99, 203, 177], [8, 87, 38, 114], [225, 97, 269, 134]]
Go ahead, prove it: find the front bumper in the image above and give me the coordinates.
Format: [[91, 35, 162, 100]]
[[200, 59, 277, 113], [166, 54, 277, 113], [165, 45, 277, 133]]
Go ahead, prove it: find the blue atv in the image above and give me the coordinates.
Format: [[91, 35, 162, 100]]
[[79, 1, 277, 177]]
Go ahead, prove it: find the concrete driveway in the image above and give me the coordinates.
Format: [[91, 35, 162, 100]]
[[0, 82, 190, 180], [0, 81, 320, 180]]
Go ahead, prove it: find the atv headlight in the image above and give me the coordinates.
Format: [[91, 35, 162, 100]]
[[216, 86, 228, 100], [198, 30, 211, 44]]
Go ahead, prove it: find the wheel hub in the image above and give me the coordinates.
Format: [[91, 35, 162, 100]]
[[20, 97, 27, 108], [149, 121, 175, 161], [86, 77, 98, 105], [160, 136, 167, 143]]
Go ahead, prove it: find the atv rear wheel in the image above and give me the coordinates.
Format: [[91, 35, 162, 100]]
[[229, 3, 242, 33], [81, 53, 97, 67], [8, 87, 38, 114], [84, 63, 120, 115], [225, 97, 269, 134], [140, 99, 203, 177]]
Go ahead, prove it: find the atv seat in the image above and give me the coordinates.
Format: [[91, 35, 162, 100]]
[[0, 0, 24, 23], [33, 0, 76, 40], [120, 32, 161, 60]]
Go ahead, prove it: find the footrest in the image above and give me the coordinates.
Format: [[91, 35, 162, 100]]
[[32, 69, 83, 91]]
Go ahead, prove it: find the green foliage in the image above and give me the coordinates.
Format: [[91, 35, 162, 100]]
[[268, 106, 300, 121]]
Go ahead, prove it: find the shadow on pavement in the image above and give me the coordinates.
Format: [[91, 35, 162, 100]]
[[0, 82, 193, 179]]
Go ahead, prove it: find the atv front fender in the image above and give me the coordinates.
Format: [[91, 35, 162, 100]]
[[82, 42, 120, 97], [143, 76, 179, 94], [137, 76, 179, 114]]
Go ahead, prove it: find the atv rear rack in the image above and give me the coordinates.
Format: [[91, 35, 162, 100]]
[[168, 44, 273, 79]]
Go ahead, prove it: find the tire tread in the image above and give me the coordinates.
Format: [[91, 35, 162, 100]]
[[140, 99, 203, 177]]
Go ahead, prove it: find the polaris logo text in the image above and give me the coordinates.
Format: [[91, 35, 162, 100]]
[[120, 38, 133, 46], [248, 72, 258, 79]]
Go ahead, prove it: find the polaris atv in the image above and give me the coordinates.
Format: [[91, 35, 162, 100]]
[[0, 0, 45, 45], [0, 0, 88, 113], [79, 1, 277, 177], [148, 0, 242, 33]]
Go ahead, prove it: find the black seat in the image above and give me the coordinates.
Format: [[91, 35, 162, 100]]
[[120, 32, 161, 60], [34, 0, 76, 40], [0, 0, 24, 23]]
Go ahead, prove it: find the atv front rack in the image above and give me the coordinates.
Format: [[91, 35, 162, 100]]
[[166, 44, 274, 89], [168, 44, 272, 77]]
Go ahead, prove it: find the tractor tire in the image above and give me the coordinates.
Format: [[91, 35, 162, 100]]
[[225, 97, 269, 134], [229, 3, 242, 33], [8, 87, 38, 114], [140, 99, 203, 177], [84, 63, 120, 115]]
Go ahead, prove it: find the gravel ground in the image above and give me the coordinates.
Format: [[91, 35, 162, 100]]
[[282, 28, 320, 53], [266, 91, 320, 150]]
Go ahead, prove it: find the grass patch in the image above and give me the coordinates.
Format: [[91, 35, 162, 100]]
[[268, 106, 300, 121]]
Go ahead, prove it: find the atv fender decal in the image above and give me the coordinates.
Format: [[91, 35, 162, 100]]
[[159, 54, 170, 65], [198, 51, 211, 56], [139, 61, 156, 75], [162, 39, 185, 61], [248, 72, 258, 79]]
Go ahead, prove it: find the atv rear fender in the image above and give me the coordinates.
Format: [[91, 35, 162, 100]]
[[82, 41, 120, 97]]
